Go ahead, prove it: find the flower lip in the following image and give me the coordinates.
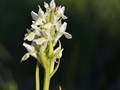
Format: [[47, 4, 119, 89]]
[[63, 32, 72, 39]]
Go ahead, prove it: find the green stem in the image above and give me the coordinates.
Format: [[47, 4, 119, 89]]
[[50, 60, 55, 74], [43, 70, 50, 90], [36, 62, 40, 90]]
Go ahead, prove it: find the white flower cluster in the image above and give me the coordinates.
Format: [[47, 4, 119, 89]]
[[21, 0, 72, 63]]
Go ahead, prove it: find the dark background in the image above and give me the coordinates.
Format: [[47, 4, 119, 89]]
[[0, 0, 120, 90]]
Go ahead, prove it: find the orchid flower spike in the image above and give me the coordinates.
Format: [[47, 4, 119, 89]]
[[21, 0, 72, 67]]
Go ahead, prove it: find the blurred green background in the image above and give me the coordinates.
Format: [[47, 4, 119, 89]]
[[0, 0, 120, 90]]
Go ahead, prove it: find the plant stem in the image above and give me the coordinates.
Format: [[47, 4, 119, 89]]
[[43, 70, 50, 90], [50, 60, 55, 74], [36, 62, 40, 90]]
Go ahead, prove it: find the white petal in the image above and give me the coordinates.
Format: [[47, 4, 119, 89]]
[[57, 6, 64, 15], [31, 11, 38, 20], [35, 18, 43, 25], [50, 0, 56, 8], [43, 23, 52, 30], [24, 32, 35, 41], [58, 48, 64, 58], [57, 6, 67, 19], [53, 15, 59, 26], [32, 21, 35, 24], [53, 16, 57, 24], [61, 6, 65, 12], [54, 46, 60, 54], [59, 6, 65, 15], [23, 43, 35, 53], [54, 46, 63, 59], [34, 29, 41, 36], [60, 22, 67, 32], [21, 53, 30, 61], [55, 21, 60, 31], [33, 38, 47, 45], [30, 52, 38, 59], [62, 15, 68, 19], [38, 5, 44, 18], [31, 24, 40, 30], [54, 34, 62, 46], [44, 2, 49, 9], [63, 32, 72, 39]]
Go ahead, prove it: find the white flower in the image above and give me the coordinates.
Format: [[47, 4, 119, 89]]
[[22, 0, 72, 62], [54, 22, 72, 45], [59, 22, 72, 39], [50, 0, 56, 9], [54, 47, 64, 59], [21, 43, 37, 61], [34, 18, 44, 26], [61, 23, 72, 39], [24, 32, 36, 41], [33, 38, 47, 45], [31, 24, 40, 30], [44, 2, 49, 9], [57, 6, 67, 19]]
